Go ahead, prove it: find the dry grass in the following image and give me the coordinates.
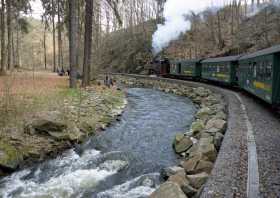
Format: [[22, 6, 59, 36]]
[[0, 71, 69, 128]]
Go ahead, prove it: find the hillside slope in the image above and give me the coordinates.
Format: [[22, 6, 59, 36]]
[[98, 4, 280, 73]]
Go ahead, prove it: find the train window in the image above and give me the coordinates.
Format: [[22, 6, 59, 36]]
[[265, 61, 272, 80], [253, 62, 257, 78], [217, 66, 220, 73]]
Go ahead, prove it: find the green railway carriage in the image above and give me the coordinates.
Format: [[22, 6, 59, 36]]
[[179, 59, 202, 78], [201, 56, 239, 85], [238, 45, 280, 105], [170, 59, 201, 78]]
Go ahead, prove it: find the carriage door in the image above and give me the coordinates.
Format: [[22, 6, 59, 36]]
[[177, 63, 182, 74]]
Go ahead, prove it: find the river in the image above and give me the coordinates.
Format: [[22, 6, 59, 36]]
[[0, 88, 196, 198]]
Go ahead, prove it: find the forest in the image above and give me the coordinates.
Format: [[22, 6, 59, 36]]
[[0, 0, 279, 84]]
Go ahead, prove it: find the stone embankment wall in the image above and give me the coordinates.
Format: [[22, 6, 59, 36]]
[[114, 74, 228, 198]]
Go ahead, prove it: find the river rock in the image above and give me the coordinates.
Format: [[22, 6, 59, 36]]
[[187, 172, 209, 189], [194, 160, 214, 174], [205, 118, 227, 134], [194, 87, 210, 97], [180, 155, 200, 173], [163, 166, 185, 179], [174, 136, 193, 154], [195, 107, 213, 122], [202, 95, 220, 106], [213, 111, 227, 120], [24, 111, 67, 136], [174, 133, 185, 143], [150, 182, 188, 198], [197, 138, 217, 162], [66, 124, 86, 142], [214, 132, 224, 150], [191, 120, 205, 136], [168, 171, 189, 188], [181, 184, 198, 197], [0, 142, 22, 170]]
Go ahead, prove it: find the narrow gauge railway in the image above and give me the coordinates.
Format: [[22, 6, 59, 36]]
[[149, 44, 280, 108]]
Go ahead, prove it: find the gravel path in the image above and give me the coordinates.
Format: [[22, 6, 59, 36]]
[[240, 93, 280, 198]]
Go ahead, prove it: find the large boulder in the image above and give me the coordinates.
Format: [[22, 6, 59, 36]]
[[0, 141, 22, 171], [187, 172, 209, 189], [174, 136, 193, 154], [25, 119, 67, 135], [24, 111, 67, 136], [150, 182, 188, 198], [205, 118, 227, 134]]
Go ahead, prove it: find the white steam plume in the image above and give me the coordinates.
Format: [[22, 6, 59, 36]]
[[152, 0, 220, 55]]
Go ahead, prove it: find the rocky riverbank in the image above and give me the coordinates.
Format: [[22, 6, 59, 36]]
[[0, 85, 126, 176], [114, 75, 228, 198]]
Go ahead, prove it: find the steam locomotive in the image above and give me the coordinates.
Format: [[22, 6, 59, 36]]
[[151, 44, 280, 106]]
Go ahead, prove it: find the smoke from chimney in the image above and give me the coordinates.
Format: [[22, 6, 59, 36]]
[[152, 0, 219, 55]]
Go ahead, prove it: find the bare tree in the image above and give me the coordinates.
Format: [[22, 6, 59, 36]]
[[68, 0, 78, 88], [0, 0, 5, 73]]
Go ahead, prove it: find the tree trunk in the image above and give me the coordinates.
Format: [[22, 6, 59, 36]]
[[75, 0, 81, 70], [57, 0, 63, 70], [82, 0, 93, 87], [6, 0, 11, 70], [15, 14, 20, 67], [69, 0, 78, 88], [52, 0, 56, 72], [0, 0, 5, 73], [43, 21, 47, 70]]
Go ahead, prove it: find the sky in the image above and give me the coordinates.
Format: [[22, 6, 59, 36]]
[[29, 0, 228, 20], [30, 0, 44, 20]]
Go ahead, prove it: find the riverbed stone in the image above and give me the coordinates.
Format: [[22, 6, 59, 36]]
[[181, 184, 198, 197], [187, 172, 209, 189], [214, 132, 224, 149], [205, 118, 227, 134], [191, 120, 205, 135], [163, 166, 185, 179], [213, 111, 227, 120], [150, 182, 188, 198], [194, 87, 210, 97], [24, 111, 67, 136], [174, 133, 185, 143], [0, 141, 22, 170], [174, 136, 193, 154], [197, 138, 217, 162], [195, 107, 213, 121], [194, 160, 214, 174], [181, 155, 200, 173], [168, 171, 189, 188]]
